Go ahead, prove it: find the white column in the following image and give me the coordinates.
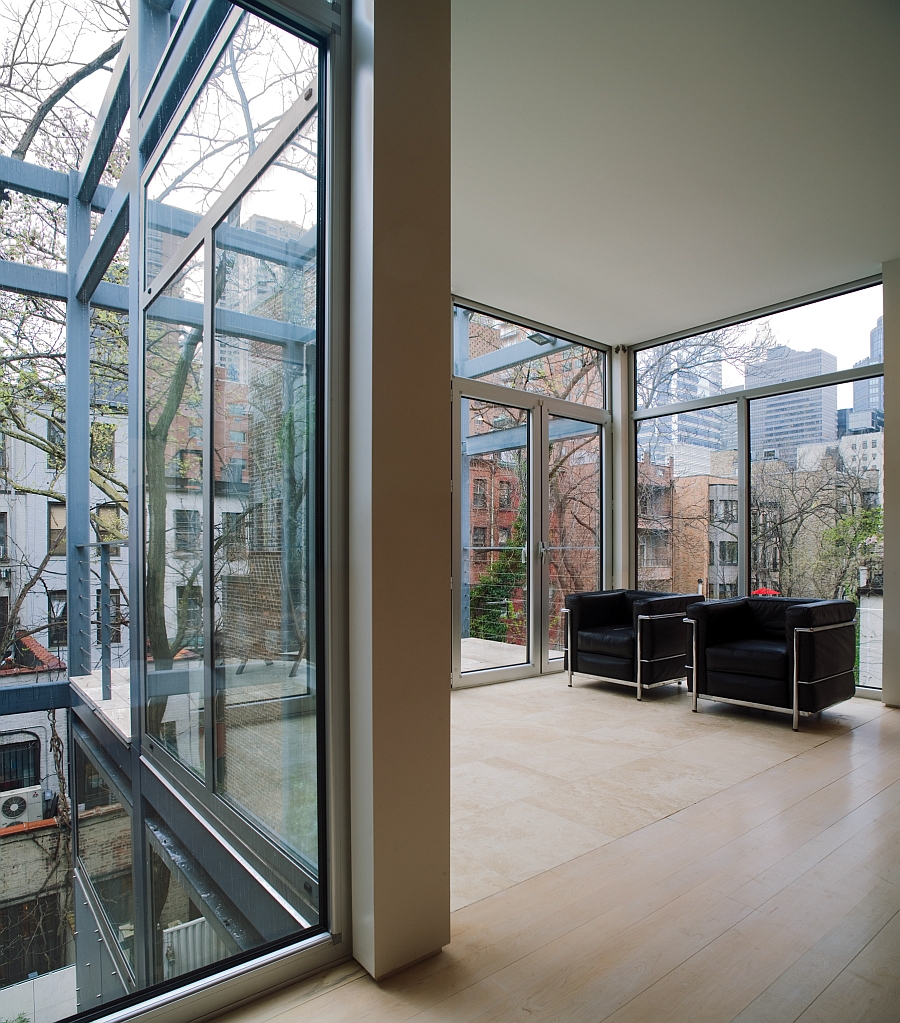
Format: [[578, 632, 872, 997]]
[[610, 347, 634, 588], [881, 259, 900, 707], [348, 0, 451, 978]]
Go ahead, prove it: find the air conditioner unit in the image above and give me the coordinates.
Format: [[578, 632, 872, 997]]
[[0, 786, 44, 826]]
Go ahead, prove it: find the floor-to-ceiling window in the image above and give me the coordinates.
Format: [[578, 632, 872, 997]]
[[634, 282, 885, 691], [452, 304, 609, 686], [0, 1, 343, 1018]]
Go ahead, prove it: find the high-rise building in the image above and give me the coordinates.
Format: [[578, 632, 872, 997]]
[[852, 315, 885, 413], [746, 346, 837, 463]]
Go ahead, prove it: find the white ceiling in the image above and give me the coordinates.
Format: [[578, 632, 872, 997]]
[[451, 0, 900, 347]]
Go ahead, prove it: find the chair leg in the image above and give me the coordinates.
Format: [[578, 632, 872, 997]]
[[563, 608, 572, 687], [635, 619, 642, 700], [792, 630, 800, 731], [691, 619, 698, 713]]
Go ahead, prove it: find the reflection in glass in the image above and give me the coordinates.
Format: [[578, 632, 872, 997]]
[[211, 125, 318, 864], [146, 838, 229, 985], [0, 711, 71, 989], [145, 13, 318, 283], [636, 406, 738, 596], [750, 382, 884, 687], [547, 416, 602, 658], [75, 745, 134, 967], [456, 308, 605, 408], [460, 400, 529, 672], [636, 284, 883, 410], [144, 250, 205, 777]]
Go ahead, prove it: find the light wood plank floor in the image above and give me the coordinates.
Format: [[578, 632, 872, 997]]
[[222, 676, 900, 1023]]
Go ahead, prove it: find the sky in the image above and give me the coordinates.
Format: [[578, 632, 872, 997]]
[[720, 283, 883, 406]]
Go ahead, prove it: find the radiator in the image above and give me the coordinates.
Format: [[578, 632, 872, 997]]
[[163, 916, 227, 980]]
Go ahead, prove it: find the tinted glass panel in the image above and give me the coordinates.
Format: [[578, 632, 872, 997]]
[[76, 746, 134, 968], [144, 249, 206, 777], [145, 13, 318, 283], [547, 415, 602, 658], [636, 405, 738, 596], [636, 284, 883, 409], [211, 123, 319, 865], [460, 399, 530, 672], [455, 308, 605, 408], [750, 381, 884, 687]]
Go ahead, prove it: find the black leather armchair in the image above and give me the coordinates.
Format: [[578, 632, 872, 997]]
[[685, 596, 857, 730], [563, 589, 703, 700]]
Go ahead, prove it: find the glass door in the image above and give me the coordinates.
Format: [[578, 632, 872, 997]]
[[541, 409, 605, 673], [454, 385, 608, 687], [458, 392, 535, 681]]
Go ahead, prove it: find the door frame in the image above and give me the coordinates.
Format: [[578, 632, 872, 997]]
[[451, 378, 611, 689]]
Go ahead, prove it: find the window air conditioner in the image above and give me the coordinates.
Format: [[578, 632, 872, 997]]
[[0, 785, 44, 825]]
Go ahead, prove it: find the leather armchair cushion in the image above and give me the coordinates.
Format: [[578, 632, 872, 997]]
[[565, 590, 630, 631], [578, 625, 635, 659], [747, 597, 802, 640], [707, 671, 789, 707], [799, 671, 856, 712], [575, 652, 634, 682], [786, 599, 856, 631], [795, 625, 855, 682], [706, 638, 788, 679]]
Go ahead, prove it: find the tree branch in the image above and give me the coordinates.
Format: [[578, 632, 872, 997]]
[[11, 37, 123, 161]]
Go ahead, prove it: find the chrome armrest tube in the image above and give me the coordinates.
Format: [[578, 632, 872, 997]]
[[791, 618, 857, 731], [562, 607, 572, 687], [635, 612, 693, 702]]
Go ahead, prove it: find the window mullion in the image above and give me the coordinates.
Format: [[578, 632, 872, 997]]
[[737, 396, 750, 596]]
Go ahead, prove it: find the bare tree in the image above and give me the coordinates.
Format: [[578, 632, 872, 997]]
[[635, 320, 778, 409]]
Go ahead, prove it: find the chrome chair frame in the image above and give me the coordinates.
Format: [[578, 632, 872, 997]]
[[686, 617, 857, 730], [564, 607, 689, 699]]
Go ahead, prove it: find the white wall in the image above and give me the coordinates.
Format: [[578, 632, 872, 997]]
[[349, 0, 451, 981], [0, 966, 77, 1023], [882, 259, 900, 708]]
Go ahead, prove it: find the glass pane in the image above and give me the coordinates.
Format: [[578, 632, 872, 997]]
[[460, 399, 529, 672], [0, 710, 72, 992], [750, 381, 883, 687], [636, 406, 738, 597], [144, 249, 206, 777], [75, 746, 134, 968], [146, 840, 229, 985], [455, 307, 605, 408], [211, 125, 319, 865], [145, 13, 319, 283], [547, 416, 602, 659], [636, 284, 883, 410]]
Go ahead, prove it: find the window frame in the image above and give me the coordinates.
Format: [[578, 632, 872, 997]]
[[631, 279, 884, 652], [134, 1, 335, 999]]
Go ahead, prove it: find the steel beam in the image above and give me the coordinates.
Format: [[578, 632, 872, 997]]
[[75, 177, 130, 301], [0, 154, 113, 212], [0, 681, 70, 715], [463, 416, 597, 457], [139, 0, 234, 161], [460, 335, 572, 379], [147, 199, 316, 270], [65, 171, 93, 678], [92, 281, 129, 313], [78, 44, 131, 205], [0, 261, 67, 301], [0, 259, 129, 312], [0, 154, 69, 203], [149, 294, 315, 346]]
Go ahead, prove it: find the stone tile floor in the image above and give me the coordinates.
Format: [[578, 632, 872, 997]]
[[451, 672, 885, 911]]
